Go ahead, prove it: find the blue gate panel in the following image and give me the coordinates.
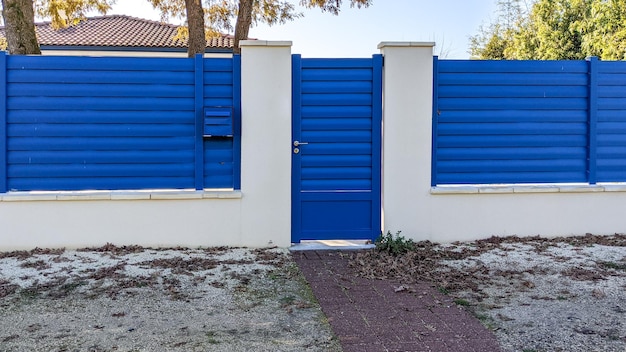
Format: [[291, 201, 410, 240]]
[[1, 54, 240, 191], [434, 59, 589, 185], [292, 55, 382, 242]]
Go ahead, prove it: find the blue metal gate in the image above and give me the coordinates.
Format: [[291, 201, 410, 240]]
[[291, 55, 382, 243]]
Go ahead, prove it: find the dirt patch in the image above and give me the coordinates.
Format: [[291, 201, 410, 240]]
[[350, 234, 626, 352], [0, 246, 340, 352]]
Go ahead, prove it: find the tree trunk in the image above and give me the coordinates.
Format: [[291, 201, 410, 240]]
[[233, 0, 253, 54], [185, 0, 205, 57], [1, 0, 41, 55]]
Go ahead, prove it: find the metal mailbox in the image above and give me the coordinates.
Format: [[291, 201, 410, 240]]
[[203, 107, 233, 137]]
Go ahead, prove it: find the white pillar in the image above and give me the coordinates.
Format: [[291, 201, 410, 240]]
[[379, 42, 435, 239], [239, 40, 293, 247]]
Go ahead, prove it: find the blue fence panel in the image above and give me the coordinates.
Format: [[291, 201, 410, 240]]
[[2, 53, 239, 191], [434, 59, 590, 185], [596, 60, 626, 182]]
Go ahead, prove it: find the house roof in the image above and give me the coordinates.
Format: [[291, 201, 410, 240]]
[[1, 15, 235, 51]]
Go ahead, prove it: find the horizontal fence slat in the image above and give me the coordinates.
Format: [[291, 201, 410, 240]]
[[301, 155, 371, 167], [9, 164, 193, 178], [301, 106, 372, 118], [8, 124, 193, 137], [436, 172, 586, 184], [302, 118, 371, 131], [9, 83, 194, 98], [8, 70, 194, 84], [8, 97, 194, 111], [8, 177, 194, 191], [7, 110, 194, 124], [301, 130, 372, 143], [8, 150, 194, 164], [437, 159, 586, 173], [437, 147, 586, 160], [301, 68, 373, 81], [301, 179, 372, 191], [438, 85, 588, 98], [7, 56, 194, 71], [438, 135, 587, 147], [438, 110, 587, 123], [301, 58, 374, 68], [438, 60, 588, 73], [598, 61, 626, 74], [438, 97, 588, 110], [8, 137, 194, 151], [302, 167, 371, 179], [439, 73, 588, 86], [302, 81, 372, 94], [304, 143, 372, 155], [302, 93, 372, 106], [438, 122, 587, 135]]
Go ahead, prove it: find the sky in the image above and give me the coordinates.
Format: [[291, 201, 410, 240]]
[[106, 0, 499, 59]]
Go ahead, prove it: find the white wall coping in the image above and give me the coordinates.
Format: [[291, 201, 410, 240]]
[[0, 189, 242, 202], [239, 40, 292, 47], [378, 41, 436, 49], [431, 183, 626, 194]]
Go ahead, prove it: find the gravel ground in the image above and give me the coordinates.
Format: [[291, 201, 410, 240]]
[[0, 245, 341, 352], [351, 234, 626, 352]]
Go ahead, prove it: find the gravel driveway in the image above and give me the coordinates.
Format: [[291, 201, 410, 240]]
[[0, 245, 341, 352]]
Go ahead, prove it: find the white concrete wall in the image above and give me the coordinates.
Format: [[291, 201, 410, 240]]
[[0, 41, 292, 251], [239, 40, 293, 248], [380, 42, 626, 243]]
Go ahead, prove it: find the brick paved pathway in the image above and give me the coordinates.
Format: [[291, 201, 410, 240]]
[[293, 250, 502, 352]]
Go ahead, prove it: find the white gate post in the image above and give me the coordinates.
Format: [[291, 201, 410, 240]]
[[378, 42, 435, 239], [239, 41, 293, 247]]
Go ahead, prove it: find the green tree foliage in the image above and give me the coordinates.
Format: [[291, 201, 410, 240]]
[[35, 0, 115, 29], [470, 0, 626, 60]]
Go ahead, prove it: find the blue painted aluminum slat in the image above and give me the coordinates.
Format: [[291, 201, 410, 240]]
[[300, 58, 374, 68], [9, 150, 194, 164], [7, 110, 194, 124], [437, 122, 587, 135], [8, 177, 194, 191], [439, 60, 588, 73], [301, 106, 372, 118], [438, 110, 588, 123], [438, 85, 588, 98], [9, 164, 194, 177], [8, 137, 195, 151], [7, 55, 194, 71], [439, 73, 588, 86], [8, 124, 192, 137], [8, 97, 194, 111], [10, 83, 195, 97], [437, 147, 586, 160], [8, 70, 194, 84], [302, 118, 371, 130], [438, 97, 588, 110], [301, 93, 372, 106], [301, 81, 372, 94]]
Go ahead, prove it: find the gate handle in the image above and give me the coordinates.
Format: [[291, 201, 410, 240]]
[[293, 141, 309, 147]]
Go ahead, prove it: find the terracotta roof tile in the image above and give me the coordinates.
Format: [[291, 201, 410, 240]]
[[1, 15, 235, 50]]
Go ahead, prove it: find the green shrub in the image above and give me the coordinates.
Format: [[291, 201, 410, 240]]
[[374, 231, 415, 256]]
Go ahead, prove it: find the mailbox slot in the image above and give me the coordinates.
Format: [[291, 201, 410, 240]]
[[203, 107, 233, 137]]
